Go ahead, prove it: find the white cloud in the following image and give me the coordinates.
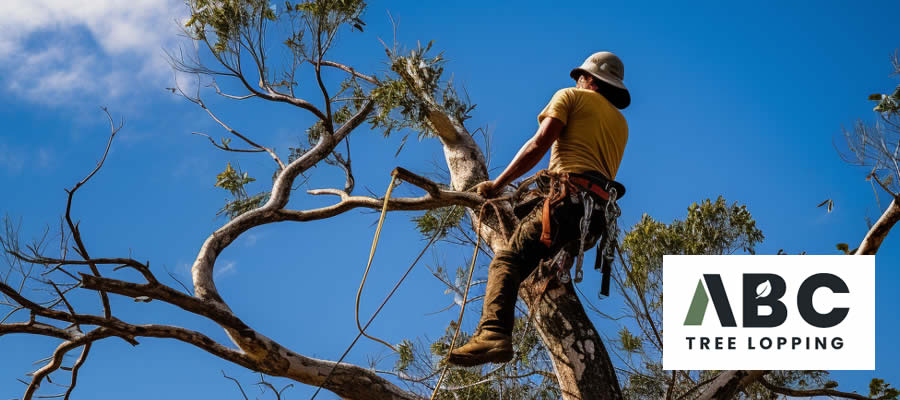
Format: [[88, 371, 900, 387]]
[[214, 260, 238, 279], [0, 141, 55, 175], [0, 0, 189, 104], [0, 142, 26, 175], [243, 233, 260, 247]]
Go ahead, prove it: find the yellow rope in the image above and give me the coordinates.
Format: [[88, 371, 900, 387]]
[[355, 173, 400, 352], [430, 204, 485, 400]]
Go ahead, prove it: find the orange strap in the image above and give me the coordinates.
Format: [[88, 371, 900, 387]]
[[538, 172, 611, 247], [539, 172, 569, 247]]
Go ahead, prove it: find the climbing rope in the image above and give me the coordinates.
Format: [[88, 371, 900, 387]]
[[429, 203, 485, 400], [355, 173, 400, 352], [310, 172, 453, 399]]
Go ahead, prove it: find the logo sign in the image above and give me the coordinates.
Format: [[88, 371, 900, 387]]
[[663, 255, 874, 370]]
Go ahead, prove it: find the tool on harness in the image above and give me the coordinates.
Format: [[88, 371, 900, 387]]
[[596, 185, 620, 297], [575, 191, 594, 283], [531, 170, 624, 296]]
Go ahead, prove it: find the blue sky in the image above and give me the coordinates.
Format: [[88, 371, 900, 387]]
[[1, 0, 898, 398]]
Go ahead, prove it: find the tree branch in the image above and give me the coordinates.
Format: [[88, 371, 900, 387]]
[[318, 60, 378, 84], [192, 98, 285, 170], [855, 198, 900, 255], [759, 377, 876, 400], [192, 132, 267, 153], [63, 108, 123, 319], [63, 342, 91, 400]]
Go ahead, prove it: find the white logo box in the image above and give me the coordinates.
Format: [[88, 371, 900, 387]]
[[662, 255, 875, 370]]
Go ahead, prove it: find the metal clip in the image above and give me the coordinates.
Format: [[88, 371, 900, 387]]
[[551, 250, 570, 284], [574, 191, 594, 283]]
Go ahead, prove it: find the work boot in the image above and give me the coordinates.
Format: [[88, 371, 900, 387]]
[[446, 329, 513, 366]]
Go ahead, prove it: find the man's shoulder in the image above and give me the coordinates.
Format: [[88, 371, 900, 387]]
[[552, 87, 585, 97]]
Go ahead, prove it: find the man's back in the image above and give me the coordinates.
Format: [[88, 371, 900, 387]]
[[539, 87, 628, 180]]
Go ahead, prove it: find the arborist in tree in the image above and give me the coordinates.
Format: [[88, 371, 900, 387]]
[[447, 51, 630, 366]]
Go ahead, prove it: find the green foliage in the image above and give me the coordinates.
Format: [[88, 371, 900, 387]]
[[214, 163, 269, 219], [869, 85, 900, 113], [218, 191, 270, 220], [622, 196, 763, 291], [836, 242, 858, 255], [291, 0, 365, 30], [282, 0, 366, 61], [395, 339, 414, 372], [215, 162, 255, 197], [394, 294, 558, 398], [618, 327, 642, 353], [426, 316, 560, 400], [616, 198, 772, 399], [185, 0, 276, 53], [412, 206, 466, 239], [871, 378, 900, 399], [623, 363, 668, 399], [368, 42, 476, 141]]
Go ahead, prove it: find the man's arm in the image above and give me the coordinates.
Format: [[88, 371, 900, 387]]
[[476, 116, 564, 197]]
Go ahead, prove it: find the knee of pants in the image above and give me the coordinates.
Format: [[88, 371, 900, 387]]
[[491, 249, 526, 271], [491, 249, 542, 276]]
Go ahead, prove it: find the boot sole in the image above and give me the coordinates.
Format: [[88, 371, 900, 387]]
[[447, 347, 514, 367]]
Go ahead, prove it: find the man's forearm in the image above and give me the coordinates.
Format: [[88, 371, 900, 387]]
[[494, 137, 547, 189], [485, 117, 562, 195]]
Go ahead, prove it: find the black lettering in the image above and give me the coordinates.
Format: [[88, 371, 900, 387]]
[[798, 273, 849, 328], [703, 274, 737, 327], [815, 337, 826, 349], [743, 274, 788, 327], [832, 337, 844, 349]]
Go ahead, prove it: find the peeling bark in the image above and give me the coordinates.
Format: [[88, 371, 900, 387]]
[[520, 277, 623, 400]]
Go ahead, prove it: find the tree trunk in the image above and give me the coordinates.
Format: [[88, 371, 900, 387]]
[[520, 277, 623, 400]]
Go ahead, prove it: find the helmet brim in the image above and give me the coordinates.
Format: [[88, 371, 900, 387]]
[[571, 67, 631, 109]]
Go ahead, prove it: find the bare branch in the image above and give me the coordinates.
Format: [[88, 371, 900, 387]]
[[759, 377, 876, 400], [191, 98, 285, 170], [62, 343, 90, 400], [63, 108, 123, 319], [192, 132, 266, 153], [222, 371, 250, 400], [318, 60, 379, 84], [871, 172, 900, 198]]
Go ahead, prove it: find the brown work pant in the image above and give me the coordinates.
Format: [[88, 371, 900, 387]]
[[478, 195, 608, 335]]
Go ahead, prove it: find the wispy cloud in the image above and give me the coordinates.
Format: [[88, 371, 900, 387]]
[[214, 260, 238, 279], [0, 141, 56, 175], [0, 0, 190, 105]]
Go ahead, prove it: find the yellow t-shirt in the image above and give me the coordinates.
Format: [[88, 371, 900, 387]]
[[538, 87, 628, 179]]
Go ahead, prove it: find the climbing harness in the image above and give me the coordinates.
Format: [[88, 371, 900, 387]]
[[529, 169, 624, 297]]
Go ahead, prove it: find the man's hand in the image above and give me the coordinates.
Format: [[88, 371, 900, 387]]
[[474, 180, 501, 199]]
